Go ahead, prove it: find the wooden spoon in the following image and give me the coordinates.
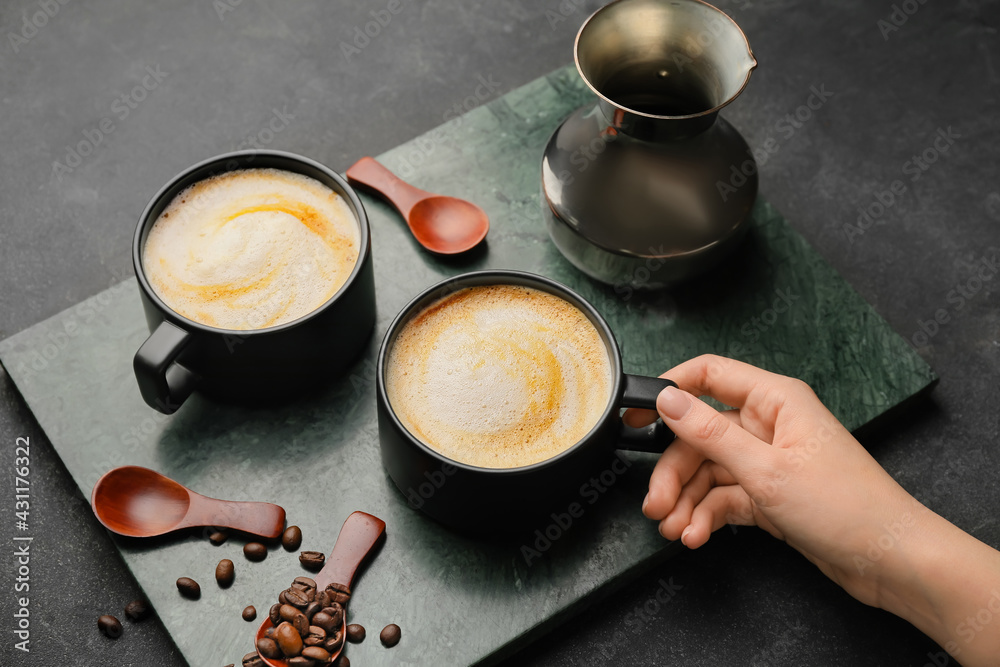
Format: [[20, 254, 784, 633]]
[[346, 156, 489, 254], [255, 511, 386, 666], [90, 466, 285, 539]]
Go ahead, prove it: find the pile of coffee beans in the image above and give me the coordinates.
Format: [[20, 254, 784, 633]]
[[247, 575, 349, 666]]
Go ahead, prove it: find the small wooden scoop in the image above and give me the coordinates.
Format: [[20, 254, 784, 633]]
[[91, 466, 285, 539], [346, 156, 489, 254]]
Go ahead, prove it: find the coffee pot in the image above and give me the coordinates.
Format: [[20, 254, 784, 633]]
[[541, 0, 758, 289]]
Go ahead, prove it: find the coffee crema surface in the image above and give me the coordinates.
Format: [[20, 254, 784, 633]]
[[386, 285, 614, 469], [143, 168, 360, 330]]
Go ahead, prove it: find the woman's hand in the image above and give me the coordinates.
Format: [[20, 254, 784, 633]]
[[624, 355, 1000, 666]]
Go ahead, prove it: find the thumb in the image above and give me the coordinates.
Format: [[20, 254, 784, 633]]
[[657, 385, 772, 481]]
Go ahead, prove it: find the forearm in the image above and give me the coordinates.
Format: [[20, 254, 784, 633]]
[[877, 506, 1000, 666]]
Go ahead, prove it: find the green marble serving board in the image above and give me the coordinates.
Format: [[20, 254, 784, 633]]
[[0, 65, 935, 667]]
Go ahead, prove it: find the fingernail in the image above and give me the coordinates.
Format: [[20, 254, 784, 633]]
[[641, 493, 650, 514], [657, 386, 692, 421], [680, 525, 692, 546]]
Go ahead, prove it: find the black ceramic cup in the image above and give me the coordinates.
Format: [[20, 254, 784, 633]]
[[132, 150, 376, 414], [376, 270, 677, 533]]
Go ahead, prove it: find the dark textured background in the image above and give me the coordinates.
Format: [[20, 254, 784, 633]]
[[0, 1, 997, 665]]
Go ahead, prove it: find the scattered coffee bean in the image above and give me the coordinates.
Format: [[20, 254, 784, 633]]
[[282, 525, 303, 551], [216, 559, 235, 588], [176, 577, 201, 600], [242, 651, 264, 667], [244, 542, 268, 562], [209, 530, 229, 545], [242, 605, 257, 622], [97, 614, 123, 638], [380, 623, 401, 647], [299, 550, 325, 571], [224, 664, 235, 667], [346, 623, 365, 643], [339, 657, 350, 667], [269, 603, 282, 626], [275, 621, 304, 657], [124, 598, 150, 621]]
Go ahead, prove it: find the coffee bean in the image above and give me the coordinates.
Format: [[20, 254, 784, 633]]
[[242, 606, 257, 622], [284, 588, 310, 609], [311, 611, 338, 634], [299, 551, 324, 571], [282, 525, 303, 551], [242, 651, 265, 667], [265, 627, 276, 639], [256, 637, 282, 659], [287, 658, 312, 667], [292, 611, 310, 636], [303, 625, 326, 647], [380, 623, 401, 647], [323, 603, 344, 626], [322, 631, 344, 654], [280, 604, 300, 624], [302, 646, 331, 663], [124, 598, 150, 621], [224, 664, 235, 667], [304, 600, 321, 620], [269, 603, 282, 626], [339, 657, 350, 667], [176, 577, 201, 600], [316, 590, 331, 608], [346, 623, 365, 643], [209, 530, 229, 545], [216, 559, 235, 588], [275, 621, 303, 657], [293, 576, 316, 589], [325, 582, 350, 605], [244, 542, 268, 562], [278, 590, 290, 605], [97, 614, 122, 638]]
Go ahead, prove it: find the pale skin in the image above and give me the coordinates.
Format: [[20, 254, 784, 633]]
[[623, 355, 1000, 666]]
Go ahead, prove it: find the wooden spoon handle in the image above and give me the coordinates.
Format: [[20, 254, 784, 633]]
[[316, 511, 386, 591], [346, 156, 430, 220], [183, 496, 286, 539]]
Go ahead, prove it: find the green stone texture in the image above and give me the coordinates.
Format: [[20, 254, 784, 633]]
[[0, 65, 935, 666]]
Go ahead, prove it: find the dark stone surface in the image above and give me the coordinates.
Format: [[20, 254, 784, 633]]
[[0, 0, 996, 665]]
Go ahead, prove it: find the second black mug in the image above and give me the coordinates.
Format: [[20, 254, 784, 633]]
[[376, 270, 677, 533]]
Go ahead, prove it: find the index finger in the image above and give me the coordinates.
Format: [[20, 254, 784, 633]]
[[664, 354, 796, 410]]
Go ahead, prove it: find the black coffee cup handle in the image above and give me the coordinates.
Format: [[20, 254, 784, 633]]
[[133, 321, 199, 414], [616, 375, 677, 454]]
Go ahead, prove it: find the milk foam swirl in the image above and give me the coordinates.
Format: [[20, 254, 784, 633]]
[[143, 169, 360, 330], [386, 285, 614, 469]]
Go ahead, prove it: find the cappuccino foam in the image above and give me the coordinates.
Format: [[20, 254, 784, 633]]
[[386, 285, 614, 469], [143, 168, 360, 330]]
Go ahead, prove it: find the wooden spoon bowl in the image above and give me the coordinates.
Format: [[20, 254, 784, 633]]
[[91, 466, 285, 539]]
